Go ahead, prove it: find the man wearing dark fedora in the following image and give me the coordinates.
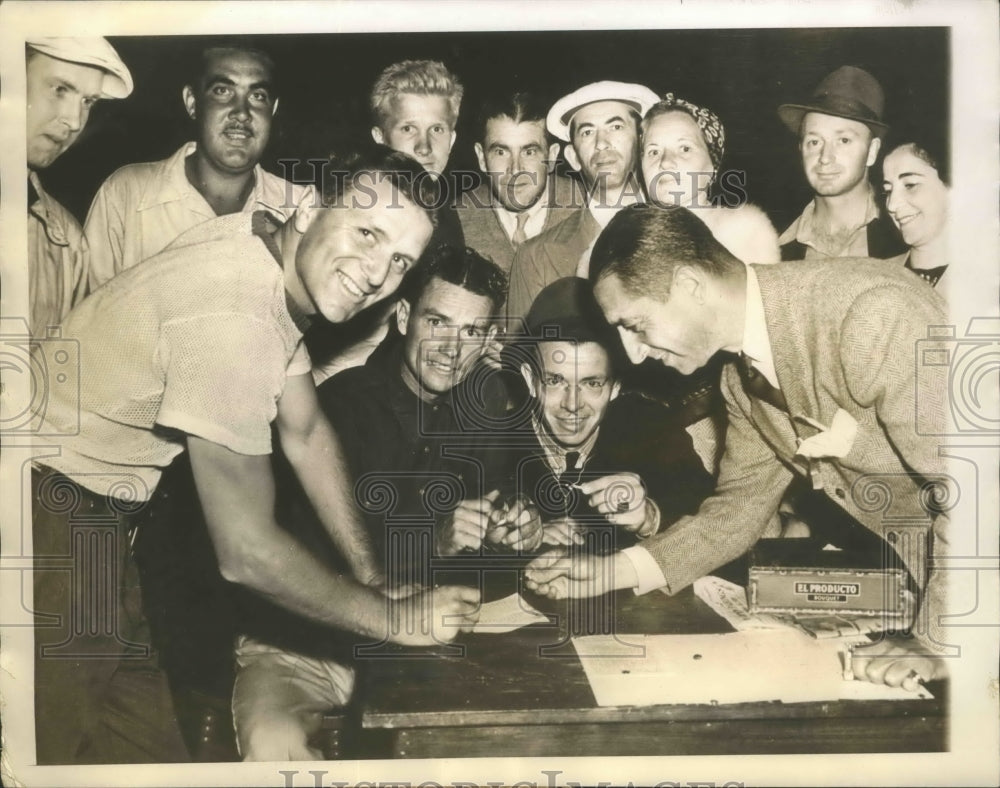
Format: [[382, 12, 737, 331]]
[[777, 65, 907, 261]]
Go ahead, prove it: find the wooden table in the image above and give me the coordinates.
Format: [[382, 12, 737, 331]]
[[349, 584, 946, 758]]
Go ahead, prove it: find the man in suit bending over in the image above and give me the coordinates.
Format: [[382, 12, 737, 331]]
[[527, 203, 953, 690]]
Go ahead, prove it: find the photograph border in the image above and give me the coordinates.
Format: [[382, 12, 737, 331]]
[[1, 1, 997, 786]]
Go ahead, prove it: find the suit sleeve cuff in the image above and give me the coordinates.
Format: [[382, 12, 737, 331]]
[[621, 545, 667, 595]]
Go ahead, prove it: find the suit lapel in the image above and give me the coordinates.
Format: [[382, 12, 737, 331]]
[[544, 174, 586, 232], [748, 264, 815, 465], [542, 208, 598, 282]]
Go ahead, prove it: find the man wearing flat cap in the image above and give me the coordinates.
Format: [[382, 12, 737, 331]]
[[777, 65, 907, 261], [25, 36, 132, 338], [505, 80, 657, 320]]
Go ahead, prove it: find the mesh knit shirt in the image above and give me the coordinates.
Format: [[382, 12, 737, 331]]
[[38, 211, 311, 500]]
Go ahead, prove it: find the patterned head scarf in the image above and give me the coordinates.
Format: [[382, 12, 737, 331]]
[[647, 93, 726, 170]]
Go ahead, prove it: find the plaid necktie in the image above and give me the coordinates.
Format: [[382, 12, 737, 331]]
[[737, 353, 787, 412]]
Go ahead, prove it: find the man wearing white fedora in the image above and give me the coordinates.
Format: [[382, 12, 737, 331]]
[[505, 80, 657, 320]]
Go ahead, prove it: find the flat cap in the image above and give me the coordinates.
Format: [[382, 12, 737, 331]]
[[525, 276, 619, 349], [547, 80, 658, 142], [26, 37, 133, 99]]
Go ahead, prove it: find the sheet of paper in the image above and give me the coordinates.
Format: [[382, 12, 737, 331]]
[[693, 575, 792, 630], [472, 593, 549, 634], [573, 630, 933, 706], [574, 630, 844, 706]]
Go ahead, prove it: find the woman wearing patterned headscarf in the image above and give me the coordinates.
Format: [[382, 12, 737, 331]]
[[641, 94, 780, 264]]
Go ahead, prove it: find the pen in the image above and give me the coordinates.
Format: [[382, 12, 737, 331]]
[[842, 644, 855, 681]]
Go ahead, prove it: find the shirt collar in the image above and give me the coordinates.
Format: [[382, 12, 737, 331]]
[[139, 141, 267, 214], [780, 184, 880, 254], [493, 180, 550, 240], [28, 171, 69, 246], [250, 210, 312, 333], [532, 414, 599, 475], [586, 188, 642, 229], [741, 266, 780, 390]]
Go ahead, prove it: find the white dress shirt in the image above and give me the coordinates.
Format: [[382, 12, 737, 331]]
[[493, 182, 551, 243], [621, 265, 777, 594]]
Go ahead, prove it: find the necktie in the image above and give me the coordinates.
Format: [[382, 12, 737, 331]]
[[737, 353, 788, 412], [560, 451, 581, 481], [511, 211, 530, 248], [553, 451, 583, 515]]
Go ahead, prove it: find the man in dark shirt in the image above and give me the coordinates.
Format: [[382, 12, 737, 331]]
[[232, 245, 516, 761], [317, 245, 523, 568]]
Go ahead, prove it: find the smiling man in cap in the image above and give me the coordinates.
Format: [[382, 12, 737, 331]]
[[777, 65, 907, 261], [505, 80, 657, 320], [25, 36, 132, 338], [502, 277, 712, 552]]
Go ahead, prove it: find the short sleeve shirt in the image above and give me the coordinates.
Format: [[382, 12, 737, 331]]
[[84, 142, 317, 290], [29, 172, 90, 338], [39, 212, 309, 499]]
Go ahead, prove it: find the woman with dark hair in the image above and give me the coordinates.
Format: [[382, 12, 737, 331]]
[[881, 138, 950, 287], [640, 94, 780, 264]]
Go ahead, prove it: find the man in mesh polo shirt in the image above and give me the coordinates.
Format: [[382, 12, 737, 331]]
[[30, 145, 480, 764]]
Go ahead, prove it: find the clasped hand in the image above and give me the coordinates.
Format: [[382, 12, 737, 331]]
[[384, 583, 480, 647], [523, 549, 637, 599], [437, 489, 543, 555]]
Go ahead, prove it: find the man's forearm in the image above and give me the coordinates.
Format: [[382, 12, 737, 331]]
[[285, 417, 381, 583], [187, 434, 388, 635], [233, 521, 391, 639]]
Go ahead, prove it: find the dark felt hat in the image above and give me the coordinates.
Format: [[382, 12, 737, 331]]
[[778, 65, 888, 137]]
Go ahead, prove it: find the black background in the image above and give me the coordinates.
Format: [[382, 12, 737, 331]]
[[40, 26, 948, 231]]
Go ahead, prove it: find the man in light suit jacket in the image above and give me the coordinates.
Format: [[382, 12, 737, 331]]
[[457, 91, 583, 278], [505, 81, 658, 321], [526, 204, 953, 690]]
